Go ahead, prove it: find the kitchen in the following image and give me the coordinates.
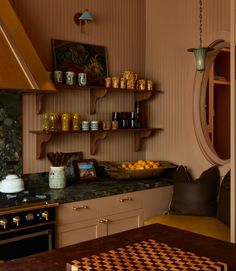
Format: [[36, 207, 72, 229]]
[[0, 0, 236, 269]]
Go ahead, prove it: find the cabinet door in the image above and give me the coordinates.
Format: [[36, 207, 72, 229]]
[[100, 209, 143, 237], [57, 219, 102, 248]]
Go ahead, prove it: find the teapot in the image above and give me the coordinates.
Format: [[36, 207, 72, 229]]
[[0, 174, 24, 193]]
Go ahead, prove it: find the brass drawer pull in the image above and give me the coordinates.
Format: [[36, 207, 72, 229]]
[[73, 205, 88, 211], [119, 197, 133, 202], [98, 218, 110, 224]]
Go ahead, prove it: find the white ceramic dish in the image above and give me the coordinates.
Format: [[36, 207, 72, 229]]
[[0, 174, 25, 193]]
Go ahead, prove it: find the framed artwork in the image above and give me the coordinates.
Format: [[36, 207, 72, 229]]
[[77, 160, 97, 180], [52, 39, 109, 86]]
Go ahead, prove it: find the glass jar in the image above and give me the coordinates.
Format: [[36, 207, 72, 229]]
[[49, 112, 60, 132], [72, 113, 80, 131], [42, 113, 50, 132], [61, 113, 71, 131]]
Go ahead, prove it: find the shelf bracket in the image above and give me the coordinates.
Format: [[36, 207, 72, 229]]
[[36, 93, 46, 114], [36, 133, 52, 159], [90, 88, 108, 114], [134, 129, 155, 152], [135, 91, 153, 102], [90, 131, 107, 155]]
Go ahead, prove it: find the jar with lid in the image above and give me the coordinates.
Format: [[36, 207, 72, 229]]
[[49, 112, 60, 131], [72, 113, 80, 131], [61, 113, 71, 131], [42, 113, 50, 132]]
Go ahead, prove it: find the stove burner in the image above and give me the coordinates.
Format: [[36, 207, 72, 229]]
[[22, 197, 29, 203], [0, 190, 50, 208]]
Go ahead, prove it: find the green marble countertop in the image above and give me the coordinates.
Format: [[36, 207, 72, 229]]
[[46, 178, 173, 204], [24, 172, 175, 204]]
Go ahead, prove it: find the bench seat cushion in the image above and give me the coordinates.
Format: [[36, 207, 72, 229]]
[[144, 215, 230, 242]]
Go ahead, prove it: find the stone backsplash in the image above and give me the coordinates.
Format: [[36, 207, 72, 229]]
[[0, 91, 22, 179]]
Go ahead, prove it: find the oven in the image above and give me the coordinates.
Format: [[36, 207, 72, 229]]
[[0, 202, 57, 261]]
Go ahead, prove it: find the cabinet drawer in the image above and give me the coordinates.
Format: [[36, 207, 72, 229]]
[[57, 198, 99, 225], [100, 192, 142, 216]]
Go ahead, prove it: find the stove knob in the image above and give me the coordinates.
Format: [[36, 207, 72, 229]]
[[0, 218, 7, 229], [13, 216, 20, 227], [25, 213, 34, 221], [42, 211, 49, 221]]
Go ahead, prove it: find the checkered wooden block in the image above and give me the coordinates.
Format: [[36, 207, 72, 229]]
[[66, 239, 227, 271]]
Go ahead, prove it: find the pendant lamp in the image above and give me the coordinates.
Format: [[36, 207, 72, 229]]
[[187, 0, 212, 71]]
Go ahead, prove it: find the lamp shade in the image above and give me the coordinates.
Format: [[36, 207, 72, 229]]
[[187, 47, 212, 71], [79, 10, 93, 21]]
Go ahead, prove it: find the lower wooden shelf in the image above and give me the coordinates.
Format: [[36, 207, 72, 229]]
[[29, 128, 162, 159]]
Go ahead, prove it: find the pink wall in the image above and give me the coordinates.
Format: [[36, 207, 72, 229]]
[[9, 0, 230, 176], [9, 0, 147, 173]]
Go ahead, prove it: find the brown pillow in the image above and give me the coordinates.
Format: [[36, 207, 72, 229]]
[[217, 171, 230, 226], [169, 166, 220, 216]]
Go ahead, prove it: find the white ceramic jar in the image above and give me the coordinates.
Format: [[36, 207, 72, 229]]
[[49, 166, 66, 189]]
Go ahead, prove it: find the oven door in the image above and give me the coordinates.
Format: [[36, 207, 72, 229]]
[[0, 223, 55, 261]]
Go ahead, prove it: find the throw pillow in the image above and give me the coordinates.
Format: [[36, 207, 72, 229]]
[[217, 170, 230, 226], [169, 165, 220, 216]]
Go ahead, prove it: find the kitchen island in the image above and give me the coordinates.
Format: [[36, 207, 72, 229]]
[[0, 223, 235, 271]]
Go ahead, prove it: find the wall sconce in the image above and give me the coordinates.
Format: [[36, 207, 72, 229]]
[[74, 9, 93, 33], [187, 0, 212, 71]]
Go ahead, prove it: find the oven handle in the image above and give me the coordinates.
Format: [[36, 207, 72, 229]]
[[0, 229, 53, 250]]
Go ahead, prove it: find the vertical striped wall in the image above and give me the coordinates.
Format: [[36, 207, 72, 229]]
[[10, 0, 146, 173], [145, 0, 230, 177], [10, 0, 230, 176]]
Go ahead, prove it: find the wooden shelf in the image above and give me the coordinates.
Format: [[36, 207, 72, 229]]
[[30, 128, 162, 159], [213, 80, 230, 85], [35, 84, 162, 114]]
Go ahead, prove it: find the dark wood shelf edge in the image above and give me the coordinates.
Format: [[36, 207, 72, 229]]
[[29, 128, 163, 159], [33, 84, 162, 115]]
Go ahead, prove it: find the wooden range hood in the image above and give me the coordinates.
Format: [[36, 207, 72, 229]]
[[0, 0, 55, 91]]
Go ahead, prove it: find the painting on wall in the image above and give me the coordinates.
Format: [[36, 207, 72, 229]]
[[52, 39, 109, 86]]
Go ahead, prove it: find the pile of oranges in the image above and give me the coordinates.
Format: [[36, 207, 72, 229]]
[[120, 160, 160, 170]]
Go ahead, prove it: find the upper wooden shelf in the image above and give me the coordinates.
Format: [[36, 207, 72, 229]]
[[35, 84, 162, 114], [30, 128, 163, 159]]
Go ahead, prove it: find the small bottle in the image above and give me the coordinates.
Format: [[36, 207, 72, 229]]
[[135, 102, 142, 129], [130, 112, 136, 128]]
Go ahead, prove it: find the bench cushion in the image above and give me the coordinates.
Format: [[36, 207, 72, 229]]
[[169, 166, 220, 216], [144, 215, 230, 242]]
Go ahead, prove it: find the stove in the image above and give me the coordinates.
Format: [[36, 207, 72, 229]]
[[0, 191, 58, 260], [0, 190, 51, 208]]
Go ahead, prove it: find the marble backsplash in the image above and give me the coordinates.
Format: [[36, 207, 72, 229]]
[[0, 91, 22, 179]]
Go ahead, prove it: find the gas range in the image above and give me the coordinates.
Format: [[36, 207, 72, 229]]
[[0, 190, 58, 260], [0, 190, 58, 230]]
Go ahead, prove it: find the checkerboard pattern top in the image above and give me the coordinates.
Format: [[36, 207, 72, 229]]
[[67, 239, 227, 271]]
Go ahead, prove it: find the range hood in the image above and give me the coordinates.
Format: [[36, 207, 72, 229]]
[[0, 0, 55, 91]]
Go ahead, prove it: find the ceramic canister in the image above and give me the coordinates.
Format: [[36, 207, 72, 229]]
[[81, 121, 90, 131], [78, 73, 87, 86], [66, 71, 76, 85], [49, 166, 66, 189]]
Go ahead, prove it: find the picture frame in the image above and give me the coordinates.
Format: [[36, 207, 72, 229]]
[[77, 160, 97, 180], [52, 39, 109, 86]]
